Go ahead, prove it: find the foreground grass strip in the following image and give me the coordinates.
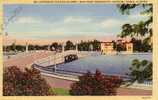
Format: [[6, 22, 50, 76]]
[[49, 88, 70, 96]]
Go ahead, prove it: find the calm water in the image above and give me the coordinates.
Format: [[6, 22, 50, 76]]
[[57, 53, 152, 76]]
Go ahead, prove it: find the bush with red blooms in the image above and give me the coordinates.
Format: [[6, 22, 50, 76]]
[[3, 66, 53, 96], [69, 70, 123, 95]]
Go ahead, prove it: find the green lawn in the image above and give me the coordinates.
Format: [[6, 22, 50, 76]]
[[49, 88, 70, 96]]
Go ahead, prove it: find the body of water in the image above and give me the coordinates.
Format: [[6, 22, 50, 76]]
[[56, 53, 152, 76]]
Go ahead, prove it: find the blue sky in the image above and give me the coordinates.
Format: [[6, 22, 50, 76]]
[[3, 4, 149, 40]]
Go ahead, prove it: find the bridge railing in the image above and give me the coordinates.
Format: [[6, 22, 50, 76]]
[[34, 50, 81, 67], [34, 53, 64, 67], [33, 50, 101, 67]]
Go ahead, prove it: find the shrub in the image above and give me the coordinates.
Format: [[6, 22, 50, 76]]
[[127, 59, 152, 84], [69, 70, 122, 95], [3, 66, 53, 96]]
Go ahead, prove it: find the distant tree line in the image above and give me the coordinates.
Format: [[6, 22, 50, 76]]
[[78, 40, 100, 51], [3, 39, 152, 52], [3, 43, 49, 52], [50, 40, 101, 51]]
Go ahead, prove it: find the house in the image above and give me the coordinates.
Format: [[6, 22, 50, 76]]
[[101, 39, 133, 54], [125, 42, 133, 53], [101, 42, 114, 54]]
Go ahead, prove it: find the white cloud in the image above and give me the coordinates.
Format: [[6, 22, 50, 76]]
[[128, 13, 150, 21], [64, 16, 92, 23], [100, 13, 149, 29], [15, 16, 42, 24], [100, 19, 123, 28]]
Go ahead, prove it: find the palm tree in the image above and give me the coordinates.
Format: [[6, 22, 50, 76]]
[[120, 23, 133, 38], [118, 4, 152, 52], [117, 4, 152, 35], [134, 21, 148, 40], [120, 21, 148, 39], [126, 59, 152, 86], [132, 24, 139, 37]]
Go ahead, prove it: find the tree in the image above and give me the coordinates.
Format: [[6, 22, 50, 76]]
[[117, 4, 152, 38], [78, 41, 89, 51], [126, 59, 152, 85], [116, 43, 125, 52], [28, 44, 35, 50], [10, 43, 16, 51], [120, 21, 149, 40], [16, 45, 25, 51], [120, 23, 133, 38], [117, 4, 152, 26], [50, 42, 59, 51], [131, 37, 152, 52], [131, 38, 142, 52], [3, 66, 52, 96], [92, 40, 101, 51], [133, 21, 148, 40], [112, 41, 117, 50], [69, 70, 122, 95], [65, 40, 75, 50], [142, 37, 152, 52], [118, 4, 152, 52], [78, 40, 101, 51]]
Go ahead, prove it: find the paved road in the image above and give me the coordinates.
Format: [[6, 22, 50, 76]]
[[3, 51, 54, 70]]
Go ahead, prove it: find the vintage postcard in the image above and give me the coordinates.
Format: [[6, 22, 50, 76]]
[[0, 0, 158, 100]]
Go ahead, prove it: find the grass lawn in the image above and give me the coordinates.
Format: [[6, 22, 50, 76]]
[[49, 88, 70, 96]]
